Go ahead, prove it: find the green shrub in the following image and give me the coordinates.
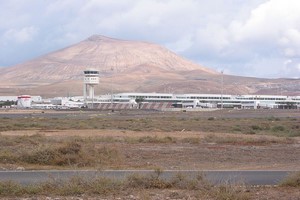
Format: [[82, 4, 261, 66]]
[[181, 137, 200, 144], [286, 131, 300, 137], [272, 125, 285, 132], [232, 127, 242, 131], [0, 151, 18, 163], [0, 181, 22, 196], [244, 131, 256, 135], [251, 125, 262, 131], [267, 116, 280, 121]]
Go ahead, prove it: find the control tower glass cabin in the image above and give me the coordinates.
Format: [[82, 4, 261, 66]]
[[83, 69, 99, 101]]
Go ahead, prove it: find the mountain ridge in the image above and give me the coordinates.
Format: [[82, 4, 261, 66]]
[[0, 35, 299, 97]]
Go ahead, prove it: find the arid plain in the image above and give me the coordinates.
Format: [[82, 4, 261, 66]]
[[0, 108, 299, 199]]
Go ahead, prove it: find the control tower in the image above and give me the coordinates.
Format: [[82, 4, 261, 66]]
[[83, 69, 99, 102]]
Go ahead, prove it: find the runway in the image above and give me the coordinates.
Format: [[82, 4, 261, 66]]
[[0, 170, 295, 186]]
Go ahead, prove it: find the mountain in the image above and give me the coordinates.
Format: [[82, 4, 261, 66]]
[[0, 35, 299, 97], [0, 35, 216, 83]]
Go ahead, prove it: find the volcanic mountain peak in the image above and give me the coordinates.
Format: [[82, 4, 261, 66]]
[[1, 35, 298, 97], [87, 35, 123, 42], [0, 35, 217, 84]]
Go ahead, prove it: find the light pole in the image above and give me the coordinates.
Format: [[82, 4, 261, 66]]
[[221, 70, 224, 109], [111, 67, 114, 106]]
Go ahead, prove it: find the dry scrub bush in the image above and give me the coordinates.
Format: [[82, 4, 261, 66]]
[[138, 136, 176, 143], [202, 134, 293, 145], [124, 136, 176, 144], [0, 174, 250, 199], [21, 141, 92, 167], [126, 173, 170, 189], [125, 171, 211, 191], [280, 172, 300, 187], [0, 181, 23, 196], [20, 141, 120, 167], [181, 137, 200, 144], [170, 173, 210, 190], [0, 134, 45, 147], [212, 185, 250, 200]]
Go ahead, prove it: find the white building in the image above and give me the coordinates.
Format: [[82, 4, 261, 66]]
[[83, 69, 99, 103], [91, 93, 300, 109], [17, 95, 31, 108], [2, 92, 299, 110]]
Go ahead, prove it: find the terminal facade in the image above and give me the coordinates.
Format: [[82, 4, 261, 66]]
[[1, 69, 299, 109]]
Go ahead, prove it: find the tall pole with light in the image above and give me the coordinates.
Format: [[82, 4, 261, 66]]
[[110, 67, 114, 106], [221, 70, 224, 109]]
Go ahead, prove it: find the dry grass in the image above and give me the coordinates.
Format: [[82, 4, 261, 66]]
[[0, 132, 295, 169], [0, 110, 298, 198], [280, 172, 300, 188], [0, 113, 299, 137], [0, 172, 250, 199], [0, 134, 121, 168], [202, 134, 294, 145]]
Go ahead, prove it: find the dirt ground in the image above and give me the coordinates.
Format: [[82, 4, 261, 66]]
[[1, 129, 299, 170], [6, 187, 300, 200], [0, 109, 300, 170], [0, 109, 299, 199]]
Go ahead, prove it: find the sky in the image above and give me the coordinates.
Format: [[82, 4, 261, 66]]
[[1, 0, 300, 78]]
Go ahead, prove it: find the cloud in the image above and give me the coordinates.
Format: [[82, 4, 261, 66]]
[[3, 26, 39, 43], [181, 0, 300, 78], [0, 0, 300, 78], [233, 0, 300, 42], [234, 0, 300, 78], [279, 29, 300, 57]]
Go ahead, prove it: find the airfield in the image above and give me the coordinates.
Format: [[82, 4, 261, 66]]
[[0, 108, 299, 199]]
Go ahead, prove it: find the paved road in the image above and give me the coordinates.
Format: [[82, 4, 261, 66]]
[[0, 170, 295, 186]]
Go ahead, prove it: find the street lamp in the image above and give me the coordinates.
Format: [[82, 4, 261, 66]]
[[111, 67, 114, 106], [221, 70, 224, 109]]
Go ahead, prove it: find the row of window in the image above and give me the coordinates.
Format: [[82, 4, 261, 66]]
[[113, 94, 299, 102], [85, 77, 98, 81], [84, 71, 99, 74], [189, 96, 231, 100], [128, 95, 172, 99], [236, 98, 286, 100]]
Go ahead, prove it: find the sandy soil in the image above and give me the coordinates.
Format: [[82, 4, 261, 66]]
[[2, 129, 299, 170]]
